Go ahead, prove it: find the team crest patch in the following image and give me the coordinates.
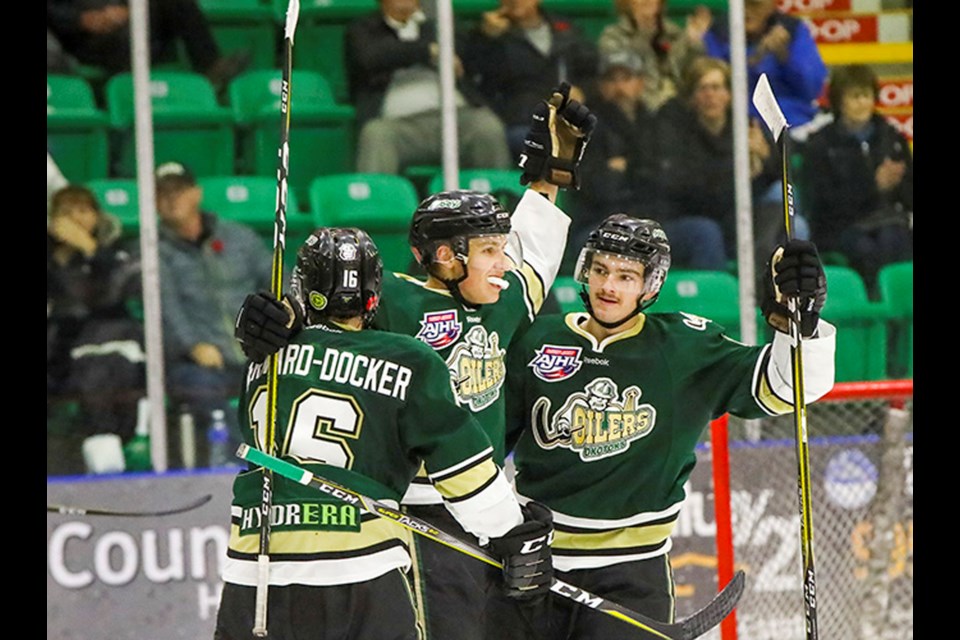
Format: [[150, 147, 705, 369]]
[[528, 345, 583, 382], [531, 377, 656, 461], [415, 310, 462, 349], [446, 326, 505, 411]]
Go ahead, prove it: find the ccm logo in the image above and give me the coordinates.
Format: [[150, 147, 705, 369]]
[[520, 531, 555, 554]]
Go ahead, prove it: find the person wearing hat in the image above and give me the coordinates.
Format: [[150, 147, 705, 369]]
[[154, 161, 272, 468]]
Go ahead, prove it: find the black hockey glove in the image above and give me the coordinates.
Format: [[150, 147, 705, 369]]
[[761, 240, 827, 338], [234, 291, 304, 363], [488, 501, 554, 600], [518, 82, 597, 190]]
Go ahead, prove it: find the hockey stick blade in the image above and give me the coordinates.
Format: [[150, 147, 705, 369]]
[[237, 444, 744, 640], [47, 494, 212, 517], [752, 73, 789, 141]]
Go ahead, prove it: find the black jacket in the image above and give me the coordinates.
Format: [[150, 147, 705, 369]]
[[654, 98, 779, 233], [344, 11, 488, 127], [802, 113, 913, 239], [462, 12, 598, 129]]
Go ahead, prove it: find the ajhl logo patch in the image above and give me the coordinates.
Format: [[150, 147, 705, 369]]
[[415, 310, 462, 350], [529, 344, 583, 382]]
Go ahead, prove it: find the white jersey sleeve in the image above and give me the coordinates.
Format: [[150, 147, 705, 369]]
[[508, 189, 570, 294], [767, 320, 837, 403]]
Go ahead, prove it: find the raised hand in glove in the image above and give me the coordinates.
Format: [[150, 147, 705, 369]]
[[234, 291, 303, 363], [488, 501, 555, 600], [761, 240, 827, 338], [519, 82, 597, 190]]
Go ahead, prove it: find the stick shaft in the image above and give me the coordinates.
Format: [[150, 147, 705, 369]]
[[763, 80, 819, 640], [253, 3, 300, 636], [46, 494, 212, 517]]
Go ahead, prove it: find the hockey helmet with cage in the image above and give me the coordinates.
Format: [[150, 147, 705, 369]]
[[574, 214, 671, 322], [290, 227, 383, 328], [408, 190, 512, 267]]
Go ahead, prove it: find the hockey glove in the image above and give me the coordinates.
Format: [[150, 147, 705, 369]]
[[488, 501, 555, 600], [519, 82, 597, 190], [761, 240, 827, 338], [234, 291, 303, 363]]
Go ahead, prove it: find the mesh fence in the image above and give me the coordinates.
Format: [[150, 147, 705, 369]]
[[672, 387, 913, 640]]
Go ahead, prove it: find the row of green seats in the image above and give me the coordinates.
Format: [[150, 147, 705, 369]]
[[550, 261, 914, 382], [48, 70, 356, 207], [87, 172, 428, 274]]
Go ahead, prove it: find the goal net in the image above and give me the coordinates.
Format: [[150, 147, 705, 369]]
[[672, 380, 913, 640]]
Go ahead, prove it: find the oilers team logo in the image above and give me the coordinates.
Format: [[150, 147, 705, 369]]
[[415, 310, 462, 350], [528, 345, 583, 382], [446, 325, 506, 411], [531, 377, 656, 461]]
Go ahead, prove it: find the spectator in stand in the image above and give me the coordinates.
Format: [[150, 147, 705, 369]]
[[47, 184, 144, 475], [801, 64, 913, 294], [154, 161, 271, 467], [564, 49, 660, 271], [462, 0, 599, 159], [46, 0, 249, 95], [346, 0, 512, 175], [597, 0, 711, 113], [655, 56, 788, 273], [701, 0, 828, 142]]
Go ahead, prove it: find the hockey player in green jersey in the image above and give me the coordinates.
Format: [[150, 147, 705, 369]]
[[502, 213, 836, 639], [232, 85, 597, 640], [214, 227, 555, 640]]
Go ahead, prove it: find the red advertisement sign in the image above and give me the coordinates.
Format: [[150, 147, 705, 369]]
[[779, 0, 854, 13], [804, 15, 879, 43]]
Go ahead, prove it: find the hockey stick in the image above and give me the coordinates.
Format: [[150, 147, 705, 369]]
[[752, 73, 819, 640], [237, 444, 745, 640], [252, 1, 300, 636], [47, 494, 212, 517]]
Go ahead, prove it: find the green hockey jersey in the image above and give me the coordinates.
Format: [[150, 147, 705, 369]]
[[373, 189, 570, 505], [222, 322, 523, 587], [506, 311, 836, 571]]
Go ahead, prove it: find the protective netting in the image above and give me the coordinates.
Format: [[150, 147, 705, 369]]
[[672, 389, 913, 640]]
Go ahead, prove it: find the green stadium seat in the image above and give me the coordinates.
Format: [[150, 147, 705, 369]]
[[228, 69, 356, 208], [820, 265, 890, 382], [198, 174, 313, 272], [281, 0, 378, 102], [309, 173, 420, 273], [197, 0, 277, 69], [47, 74, 110, 182], [654, 269, 746, 339], [877, 261, 913, 378], [86, 178, 141, 237], [198, 174, 303, 234], [105, 71, 236, 178], [427, 169, 526, 210]]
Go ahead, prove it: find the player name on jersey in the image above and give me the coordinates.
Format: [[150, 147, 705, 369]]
[[246, 344, 413, 401]]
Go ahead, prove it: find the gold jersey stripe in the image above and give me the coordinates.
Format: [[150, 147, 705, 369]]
[[432, 458, 500, 502], [755, 366, 794, 415], [517, 261, 546, 314], [552, 520, 677, 553]]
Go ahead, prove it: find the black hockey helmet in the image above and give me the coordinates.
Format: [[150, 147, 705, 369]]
[[574, 214, 671, 321], [408, 190, 512, 267], [290, 227, 383, 328]]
